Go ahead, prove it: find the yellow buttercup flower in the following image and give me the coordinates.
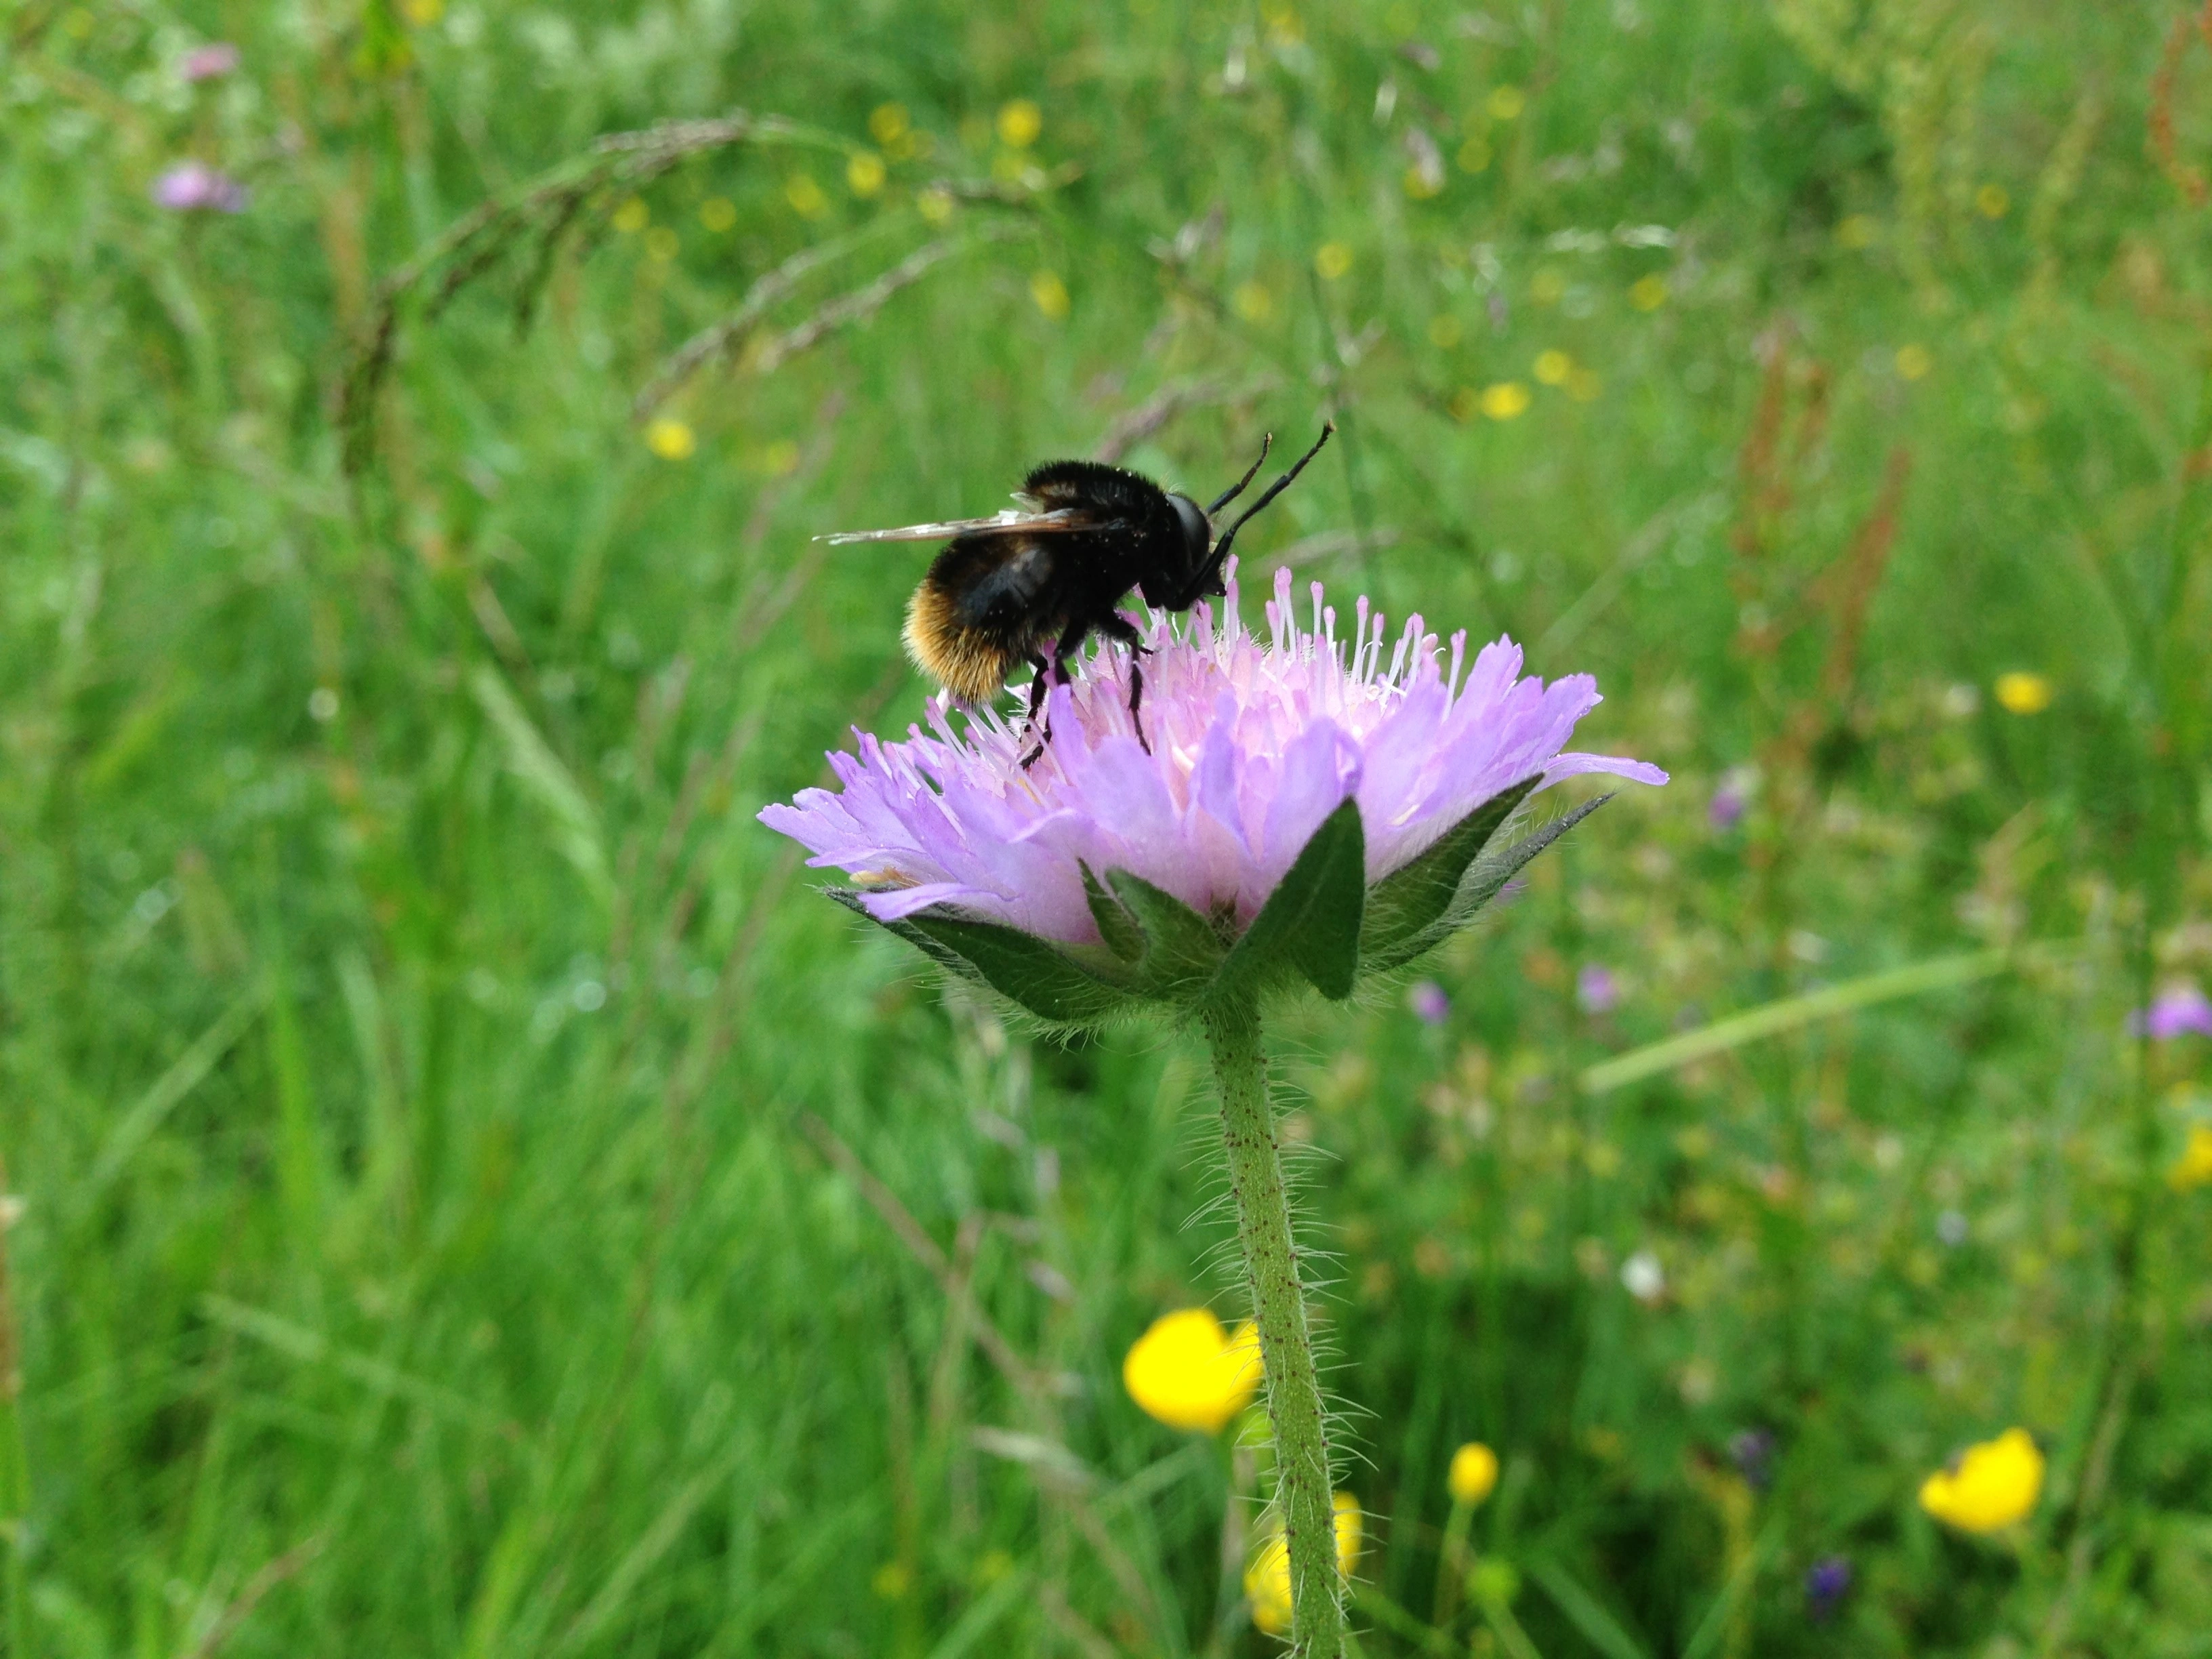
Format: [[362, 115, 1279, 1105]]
[[1233, 282, 1275, 323], [1919, 1427, 2044, 1533], [644, 417, 696, 461], [1448, 1441, 1499, 1506], [2169, 1124, 2212, 1190], [998, 99, 1042, 148], [1994, 672, 2052, 715], [1029, 270, 1071, 321], [1479, 382, 1530, 421], [1533, 349, 1572, 386], [1122, 1309, 1262, 1433], [785, 173, 829, 220], [847, 152, 886, 197], [1246, 1492, 1361, 1636], [1314, 241, 1353, 281], [1629, 274, 1668, 311]]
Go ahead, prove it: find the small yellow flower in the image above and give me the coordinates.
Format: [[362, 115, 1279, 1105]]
[[785, 173, 829, 220], [1896, 343, 1933, 380], [1233, 281, 1275, 323], [644, 226, 680, 262], [917, 185, 954, 225], [1246, 1493, 1361, 1635], [1029, 270, 1070, 321], [1314, 241, 1353, 281], [1479, 382, 1530, 421], [1994, 672, 2053, 715], [869, 102, 911, 144], [1835, 213, 1878, 249], [698, 197, 738, 232], [998, 98, 1042, 148], [401, 0, 444, 24], [2169, 1124, 2212, 1190], [1448, 1442, 1500, 1506], [611, 197, 650, 235], [1122, 1308, 1262, 1433], [1487, 85, 1525, 121], [847, 152, 886, 197], [644, 418, 696, 461], [1975, 182, 2011, 219], [1457, 136, 1492, 173], [1629, 274, 1668, 311], [1920, 1427, 2044, 1533], [1427, 314, 1463, 350], [871, 1560, 912, 1599], [1533, 349, 1572, 386]]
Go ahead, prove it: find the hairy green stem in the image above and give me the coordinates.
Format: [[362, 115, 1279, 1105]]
[[1202, 995, 1341, 1658]]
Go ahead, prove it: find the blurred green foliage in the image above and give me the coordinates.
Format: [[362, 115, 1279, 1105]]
[[5, 0, 2212, 1655]]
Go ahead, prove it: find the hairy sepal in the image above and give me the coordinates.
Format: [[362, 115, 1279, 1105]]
[[1363, 790, 1615, 977], [827, 889, 1138, 1028], [1215, 798, 1367, 1002]]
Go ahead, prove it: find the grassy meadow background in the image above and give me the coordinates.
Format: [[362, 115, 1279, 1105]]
[[7, 0, 2212, 1653]]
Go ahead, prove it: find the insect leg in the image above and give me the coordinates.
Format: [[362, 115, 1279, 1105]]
[[1097, 611, 1151, 754], [1018, 652, 1052, 769]]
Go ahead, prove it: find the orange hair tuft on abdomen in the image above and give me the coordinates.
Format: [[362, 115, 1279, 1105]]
[[904, 583, 1018, 703]]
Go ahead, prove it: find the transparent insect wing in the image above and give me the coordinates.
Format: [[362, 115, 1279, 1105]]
[[817, 508, 1102, 545]]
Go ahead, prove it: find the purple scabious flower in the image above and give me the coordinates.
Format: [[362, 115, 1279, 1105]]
[[1576, 963, 1618, 1014], [2133, 984, 2212, 1041], [762, 565, 1666, 945], [151, 163, 249, 213], [1804, 1555, 1850, 1621], [180, 43, 241, 81], [1409, 980, 1451, 1025], [1727, 1428, 1776, 1491]]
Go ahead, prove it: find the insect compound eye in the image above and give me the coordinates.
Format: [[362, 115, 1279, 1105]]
[[1167, 492, 1211, 571]]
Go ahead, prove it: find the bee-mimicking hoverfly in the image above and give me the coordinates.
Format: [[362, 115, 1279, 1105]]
[[822, 422, 1333, 765]]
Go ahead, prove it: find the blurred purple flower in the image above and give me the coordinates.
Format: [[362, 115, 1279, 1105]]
[[180, 43, 241, 81], [151, 163, 248, 213], [763, 565, 1666, 944], [1805, 1556, 1851, 1621], [1409, 980, 1450, 1025], [2131, 985, 2212, 1042], [1728, 1428, 1776, 1491], [1708, 778, 1746, 830], [1576, 964, 1618, 1014]]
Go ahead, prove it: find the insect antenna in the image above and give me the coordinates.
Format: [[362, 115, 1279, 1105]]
[[1199, 421, 1335, 586], [1205, 432, 1273, 514]]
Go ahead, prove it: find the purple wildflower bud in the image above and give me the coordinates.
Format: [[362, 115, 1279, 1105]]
[[1576, 964, 1618, 1014], [1727, 1428, 1776, 1491], [180, 43, 241, 81], [762, 565, 1666, 944], [1409, 980, 1450, 1025], [2133, 985, 2212, 1042], [150, 163, 249, 213], [1804, 1555, 1850, 1621], [1708, 779, 1746, 830]]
